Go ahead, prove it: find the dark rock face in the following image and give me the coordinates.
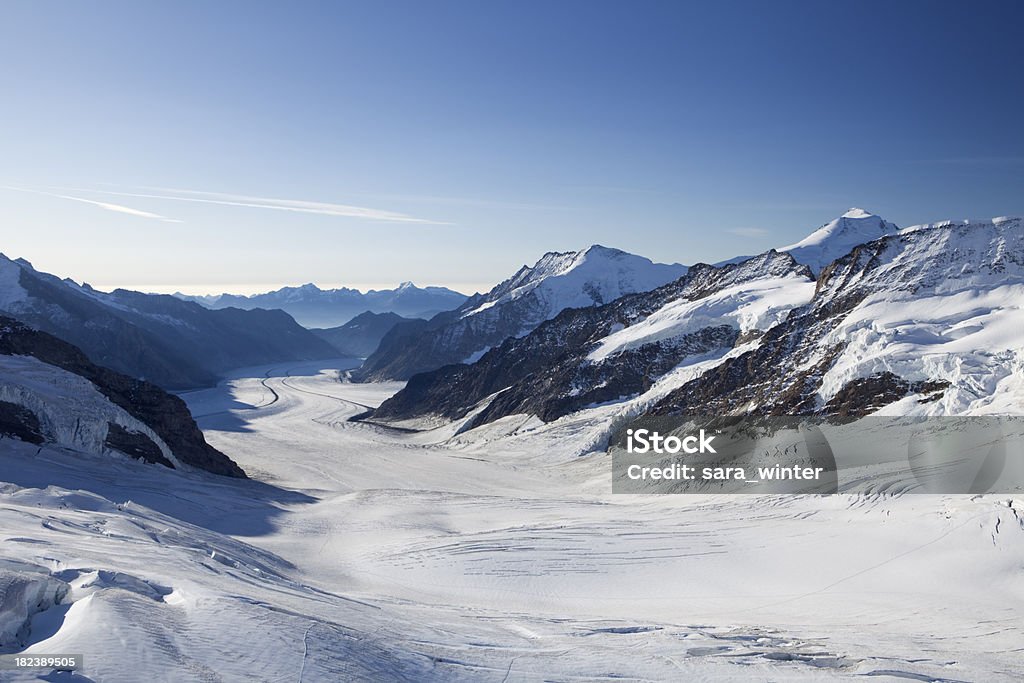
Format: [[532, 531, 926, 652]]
[[372, 251, 810, 427], [465, 325, 738, 430], [0, 315, 245, 477], [0, 257, 339, 390], [104, 422, 174, 468], [822, 373, 950, 416], [0, 401, 44, 444], [312, 311, 417, 358]]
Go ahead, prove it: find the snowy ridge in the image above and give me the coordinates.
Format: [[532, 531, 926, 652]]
[[461, 245, 687, 320], [371, 250, 812, 428], [779, 208, 900, 274], [0, 254, 337, 389], [646, 215, 1024, 418], [357, 244, 687, 381], [813, 217, 1024, 414], [590, 251, 814, 362], [0, 256, 29, 310]]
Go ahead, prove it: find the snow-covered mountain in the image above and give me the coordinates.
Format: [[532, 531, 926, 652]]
[[651, 215, 1024, 417], [371, 250, 812, 426], [370, 212, 1023, 430], [177, 281, 467, 328], [356, 245, 687, 381], [459, 245, 687, 319], [0, 254, 338, 389], [778, 207, 900, 274], [0, 315, 244, 477]]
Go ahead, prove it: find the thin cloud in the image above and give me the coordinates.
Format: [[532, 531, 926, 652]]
[[2, 186, 181, 223], [906, 156, 1024, 166], [726, 227, 771, 237], [353, 191, 573, 212], [66, 186, 452, 225]]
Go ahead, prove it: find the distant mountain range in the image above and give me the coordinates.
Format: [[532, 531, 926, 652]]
[[368, 209, 1024, 428], [355, 245, 687, 381], [0, 254, 338, 390], [176, 282, 468, 328], [311, 311, 416, 358]]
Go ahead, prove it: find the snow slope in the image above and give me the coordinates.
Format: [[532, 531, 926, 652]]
[[590, 274, 814, 362], [2, 361, 1022, 681], [779, 208, 900, 274], [461, 244, 687, 320], [814, 216, 1024, 414]]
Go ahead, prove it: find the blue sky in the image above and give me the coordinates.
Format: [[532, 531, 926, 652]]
[[1, 0, 1022, 294]]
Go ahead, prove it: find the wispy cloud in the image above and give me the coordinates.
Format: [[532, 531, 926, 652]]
[[2, 186, 181, 223], [66, 186, 452, 225], [354, 191, 572, 212], [907, 156, 1024, 166], [726, 227, 771, 237]]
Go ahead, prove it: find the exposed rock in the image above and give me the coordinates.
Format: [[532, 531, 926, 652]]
[[822, 373, 950, 417], [0, 315, 245, 477], [0, 400, 43, 444], [104, 422, 174, 468]]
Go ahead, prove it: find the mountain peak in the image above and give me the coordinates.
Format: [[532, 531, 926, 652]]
[[779, 209, 900, 275], [841, 207, 874, 219], [582, 244, 625, 257]]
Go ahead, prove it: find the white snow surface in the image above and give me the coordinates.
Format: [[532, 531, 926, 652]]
[[461, 245, 687, 319], [813, 217, 1024, 414], [0, 354, 181, 467], [0, 255, 29, 311], [589, 274, 815, 362], [778, 208, 900, 274], [1, 360, 1022, 681]]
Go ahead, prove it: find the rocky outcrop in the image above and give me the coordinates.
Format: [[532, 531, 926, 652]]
[[0, 315, 245, 477], [104, 422, 175, 468], [0, 400, 43, 444], [822, 373, 950, 417]]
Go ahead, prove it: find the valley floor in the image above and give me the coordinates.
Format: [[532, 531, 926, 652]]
[[1, 360, 1022, 682]]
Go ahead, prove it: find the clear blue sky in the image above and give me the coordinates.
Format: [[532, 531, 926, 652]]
[[1, 0, 1022, 294]]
